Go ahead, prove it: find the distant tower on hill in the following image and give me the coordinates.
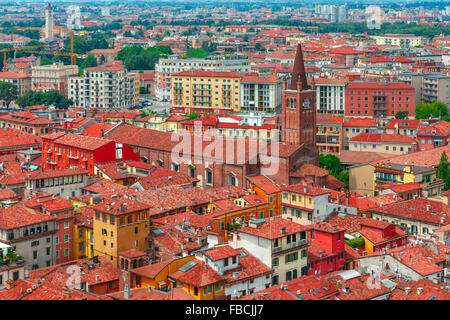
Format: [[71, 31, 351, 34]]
[[44, 3, 54, 39], [281, 43, 317, 150]]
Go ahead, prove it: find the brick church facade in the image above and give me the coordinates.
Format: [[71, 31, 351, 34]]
[[105, 44, 327, 189]]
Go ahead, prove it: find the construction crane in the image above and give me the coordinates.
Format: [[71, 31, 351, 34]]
[[0, 44, 48, 72], [21, 50, 86, 65], [13, 26, 77, 65]]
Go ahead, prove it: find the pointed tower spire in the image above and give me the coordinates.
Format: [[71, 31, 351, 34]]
[[290, 43, 308, 91]]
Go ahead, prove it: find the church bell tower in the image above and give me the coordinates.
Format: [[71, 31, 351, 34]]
[[281, 44, 316, 150]]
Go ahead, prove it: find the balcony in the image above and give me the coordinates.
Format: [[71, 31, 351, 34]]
[[421, 179, 445, 190], [272, 239, 307, 254], [67, 154, 79, 160]]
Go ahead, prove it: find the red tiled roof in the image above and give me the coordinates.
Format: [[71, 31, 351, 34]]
[[203, 245, 240, 261], [50, 133, 112, 151], [107, 286, 195, 300], [386, 118, 421, 129], [0, 71, 30, 78], [238, 218, 309, 239], [322, 271, 390, 300], [346, 82, 414, 90], [246, 175, 281, 194], [377, 182, 422, 193], [290, 163, 328, 178], [239, 274, 338, 300], [417, 121, 450, 136], [350, 133, 417, 144], [359, 226, 407, 245], [0, 204, 56, 230], [0, 279, 108, 300], [82, 123, 115, 138], [390, 279, 450, 300], [92, 196, 151, 216], [222, 247, 273, 284], [169, 259, 224, 287], [343, 118, 377, 127], [371, 198, 449, 225], [370, 146, 450, 168], [28, 256, 120, 287], [281, 183, 329, 196], [131, 260, 173, 279]]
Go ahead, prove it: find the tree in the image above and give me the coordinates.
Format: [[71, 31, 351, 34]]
[[319, 153, 350, 187], [115, 45, 172, 71], [40, 58, 53, 66], [415, 101, 449, 119], [438, 151, 450, 190], [184, 112, 202, 120], [15, 90, 73, 109], [80, 54, 98, 71], [186, 47, 209, 58], [319, 154, 343, 176], [395, 110, 409, 119], [99, 54, 106, 65], [0, 81, 18, 107]]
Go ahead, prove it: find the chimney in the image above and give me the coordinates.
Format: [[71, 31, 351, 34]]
[[5, 281, 14, 290], [101, 128, 104, 137], [417, 287, 423, 295], [426, 204, 431, 211], [304, 186, 308, 193], [404, 287, 411, 295], [95, 275, 100, 282]]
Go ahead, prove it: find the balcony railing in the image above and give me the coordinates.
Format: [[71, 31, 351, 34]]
[[272, 239, 307, 253]]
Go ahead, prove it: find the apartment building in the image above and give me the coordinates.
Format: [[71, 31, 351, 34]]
[[314, 78, 346, 115], [417, 121, 450, 150], [24, 168, 88, 199], [171, 70, 243, 115], [41, 132, 139, 175], [155, 55, 251, 100], [0, 243, 25, 290], [92, 196, 152, 267], [422, 74, 450, 105], [0, 204, 57, 272], [371, 35, 429, 47], [342, 118, 378, 151], [0, 111, 57, 136], [345, 82, 415, 118], [232, 218, 309, 285], [349, 133, 417, 155], [240, 73, 282, 112], [399, 72, 450, 105], [25, 194, 75, 265], [69, 64, 138, 109], [368, 198, 449, 237], [373, 162, 444, 196], [281, 183, 357, 224], [31, 63, 78, 97], [0, 71, 31, 98], [316, 113, 343, 153]]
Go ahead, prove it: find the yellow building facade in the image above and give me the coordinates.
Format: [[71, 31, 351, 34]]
[[171, 70, 242, 115], [92, 200, 151, 267]]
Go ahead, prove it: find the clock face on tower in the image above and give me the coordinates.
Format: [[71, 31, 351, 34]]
[[302, 98, 311, 109]]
